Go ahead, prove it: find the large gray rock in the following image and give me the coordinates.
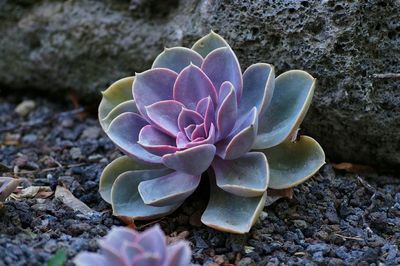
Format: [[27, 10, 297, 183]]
[[1, 0, 399, 168]]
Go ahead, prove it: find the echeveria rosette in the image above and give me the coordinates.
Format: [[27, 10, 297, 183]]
[[73, 225, 191, 266], [98, 31, 325, 233]]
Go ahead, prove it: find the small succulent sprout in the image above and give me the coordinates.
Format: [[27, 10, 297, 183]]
[[0, 177, 19, 202], [98, 31, 325, 233], [74, 225, 192, 266]]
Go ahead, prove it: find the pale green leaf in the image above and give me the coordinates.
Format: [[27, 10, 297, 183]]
[[259, 135, 325, 189], [111, 170, 180, 220], [99, 156, 164, 203], [254, 70, 316, 149], [100, 100, 138, 131], [191, 31, 229, 58], [212, 152, 269, 197], [98, 76, 134, 131]]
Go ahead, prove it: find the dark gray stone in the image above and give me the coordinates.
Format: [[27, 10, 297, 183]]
[[0, 0, 399, 168], [307, 243, 330, 254]]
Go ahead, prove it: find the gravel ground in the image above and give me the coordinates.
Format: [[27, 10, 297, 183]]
[[0, 95, 399, 266]]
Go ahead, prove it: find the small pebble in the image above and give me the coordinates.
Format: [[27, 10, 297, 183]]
[[307, 243, 330, 254], [4, 133, 20, 145], [194, 234, 208, 249], [244, 246, 255, 254], [293, 219, 308, 229], [81, 126, 101, 139], [312, 251, 324, 263], [99, 158, 108, 163], [88, 154, 103, 162], [213, 254, 227, 264], [15, 100, 36, 116], [237, 257, 256, 266], [327, 258, 344, 266], [43, 240, 58, 253], [266, 257, 279, 266], [21, 134, 37, 143], [69, 223, 91, 236], [31, 203, 51, 212], [70, 147, 82, 160], [62, 118, 74, 128], [259, 211, 268, 221]]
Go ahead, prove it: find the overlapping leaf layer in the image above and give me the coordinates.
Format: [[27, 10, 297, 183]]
[[98, 32, 325, 233]]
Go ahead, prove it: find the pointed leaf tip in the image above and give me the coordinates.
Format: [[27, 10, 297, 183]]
[[152, 47, 203, 73], [192, 31, 230, 58], [202, 47, 243, 100], [173, 64, 217, 110]]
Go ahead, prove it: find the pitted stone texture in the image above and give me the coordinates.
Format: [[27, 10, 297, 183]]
[[0, 0, 399, 167]]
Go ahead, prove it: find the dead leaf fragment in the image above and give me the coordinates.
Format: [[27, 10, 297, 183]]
[[3, 133, 20, 145], [265, 188, 294, 206], [116, 216, 137, 229], [55, 186, 98, 216], [15, 186, 53, 199], [0, 177, 20, 201], [167, 231, 190, 244], [332, 162, 375, 174]]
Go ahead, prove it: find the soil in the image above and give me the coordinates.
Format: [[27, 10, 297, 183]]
[[0, 95, 399, 266]]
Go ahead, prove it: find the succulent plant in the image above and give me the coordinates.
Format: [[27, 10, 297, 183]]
[[98, 31, 325, 233], [74, 225, 191, 266]]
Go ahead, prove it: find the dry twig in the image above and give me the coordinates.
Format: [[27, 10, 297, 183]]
[[372, 73, 400, 79], [334, 233, 363, 241]]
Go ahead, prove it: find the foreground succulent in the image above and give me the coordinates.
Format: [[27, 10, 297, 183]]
[[98, 31, 325, 233], [74, 225, 191, 266]]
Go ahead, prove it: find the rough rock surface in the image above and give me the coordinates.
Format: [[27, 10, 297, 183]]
[[0, 0, 399, 167]]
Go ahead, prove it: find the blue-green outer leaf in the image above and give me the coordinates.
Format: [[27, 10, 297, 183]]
[[212, 152, 269, 197], [201, 176, 267, 234], [254, 70, 316, 149], [99, 77, 135, 131], [259, 135, 325, 189], [99, 156, 165, 203], [111, 170, 180, 220]]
